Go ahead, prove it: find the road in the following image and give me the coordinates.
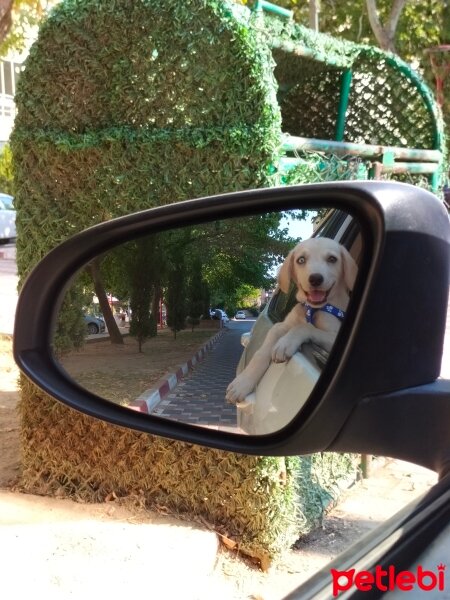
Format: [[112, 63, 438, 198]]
[[0, 243, 17, 336], [153, 320, 253, 428]]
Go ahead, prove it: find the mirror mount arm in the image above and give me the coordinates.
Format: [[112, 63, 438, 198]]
[[329, 379, 450, 478]]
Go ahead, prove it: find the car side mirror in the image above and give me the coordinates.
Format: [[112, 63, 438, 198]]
[[13, 182, 450, 468]]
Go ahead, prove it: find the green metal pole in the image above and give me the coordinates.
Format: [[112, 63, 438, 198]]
[[431, 171, 439, 192], [335, 68, 352, 142], [253, 0, 293, 19], [281, 135, 442, 162]]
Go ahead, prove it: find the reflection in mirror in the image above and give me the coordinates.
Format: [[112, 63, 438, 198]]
[[54, 208, 361, 435]]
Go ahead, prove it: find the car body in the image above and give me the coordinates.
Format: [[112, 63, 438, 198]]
[[235, 310, 246, 319], [0, 193, 16, 243], [83, 314, 106, 335], [13, 182, 450, 599]]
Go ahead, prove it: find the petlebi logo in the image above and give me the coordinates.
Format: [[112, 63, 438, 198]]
[[331, 564, 446, 596]]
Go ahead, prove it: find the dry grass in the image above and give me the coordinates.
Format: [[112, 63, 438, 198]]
[[59, 327, 219, 405]]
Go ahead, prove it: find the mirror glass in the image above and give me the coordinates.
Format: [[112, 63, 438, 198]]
[[54, 207, 362, 435]]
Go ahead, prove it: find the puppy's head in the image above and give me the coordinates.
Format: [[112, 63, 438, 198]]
[[278, 237, 358, 307]]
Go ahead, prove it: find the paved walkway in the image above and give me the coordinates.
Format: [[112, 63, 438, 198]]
[[153, 322, 253, 427]]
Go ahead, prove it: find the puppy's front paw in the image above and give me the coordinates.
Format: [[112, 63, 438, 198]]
[[272, 338, 298, 363], [226, 374, 256, 404]]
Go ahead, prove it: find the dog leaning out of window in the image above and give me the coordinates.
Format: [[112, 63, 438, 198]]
[[226, 237, 358, 404]]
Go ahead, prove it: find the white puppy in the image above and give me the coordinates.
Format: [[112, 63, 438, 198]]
[[226, 237, 358, 404]]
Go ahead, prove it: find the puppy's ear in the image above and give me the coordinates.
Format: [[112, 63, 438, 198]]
[[341, 246, 358, 292], [277, 249, 295, 293]]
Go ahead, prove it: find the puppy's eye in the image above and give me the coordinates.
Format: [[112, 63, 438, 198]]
[[297, 256, 306, 265], [327, 255, 338, 263]]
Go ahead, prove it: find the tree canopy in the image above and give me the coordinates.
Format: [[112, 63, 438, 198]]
[[69, 211, 303, 348], [0, 0, 55, 56], [238, 1, 446, 62]]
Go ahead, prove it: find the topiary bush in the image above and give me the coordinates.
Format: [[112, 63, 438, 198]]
[[10, 0, 294, 565]]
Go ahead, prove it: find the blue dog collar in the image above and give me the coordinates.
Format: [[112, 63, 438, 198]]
[[305, 303, 346, 324]]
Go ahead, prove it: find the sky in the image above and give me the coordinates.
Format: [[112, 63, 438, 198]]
[[282, 210, 316, 241]]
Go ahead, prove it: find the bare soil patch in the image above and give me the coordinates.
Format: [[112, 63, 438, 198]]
[[60, 327, 219, 405]]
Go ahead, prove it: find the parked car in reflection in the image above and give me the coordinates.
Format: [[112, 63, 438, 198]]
[[235, 310, 247, 320], [211, 308, 229, 323], [84, 314, 106, 335], [0, 193, 16, 243]]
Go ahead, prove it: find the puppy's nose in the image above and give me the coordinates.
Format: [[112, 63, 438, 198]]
[[309, 273, 324, 287]]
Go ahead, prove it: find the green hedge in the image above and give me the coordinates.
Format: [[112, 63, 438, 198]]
[[10, 0, 304, 564]]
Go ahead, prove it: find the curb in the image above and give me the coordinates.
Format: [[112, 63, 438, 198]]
[[128, 329, 227, 414]]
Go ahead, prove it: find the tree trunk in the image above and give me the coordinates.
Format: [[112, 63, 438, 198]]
[[0, 0, 13, 44], [309, 0, 320, 31], [151, 285, 161, 332], [87, 259, 124, 345], [366, 0, 406, 54]]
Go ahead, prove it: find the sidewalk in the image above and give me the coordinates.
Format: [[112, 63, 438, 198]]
[[0, 490, 224, 600], [0, 459, 437, 600]]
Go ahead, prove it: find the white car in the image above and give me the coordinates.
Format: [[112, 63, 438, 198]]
[[0, 193, 15, 243], [211, 308, 229, 322], [235, 310, 246, 319]]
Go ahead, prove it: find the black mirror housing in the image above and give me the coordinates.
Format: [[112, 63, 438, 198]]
[[13, 182, 450, 471]]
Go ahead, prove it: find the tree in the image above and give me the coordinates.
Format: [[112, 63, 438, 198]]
[[0, 0, 58, 55], [86, 258, 124, 345], [365, 0, 406, 53], [166, 262, 186, 339], [53, 282, 86, 355], [129, 288, 156, 353], [237, 1, 444, 63], [98, 235, 165, 350], [186, 258, 205, 331], [127, 238, 159, 351], [200, 279, 211, 321], [0, 0, 12, 49], [444, 2, 450, 44], [202, 212, 295, 309]]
